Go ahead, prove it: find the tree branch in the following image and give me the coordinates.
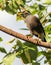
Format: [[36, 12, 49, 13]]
[[0, 25, 51, 48]]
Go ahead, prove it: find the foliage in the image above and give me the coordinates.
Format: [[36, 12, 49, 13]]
[[0, 47, 7, 53], [0, 37, 3, 42], [0, 0, 51, 65], [44, 0, 51, 4], [0, 53, 16, 65]]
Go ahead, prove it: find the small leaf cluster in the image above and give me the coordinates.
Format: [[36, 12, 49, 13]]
[[0, 38, 51, 65]]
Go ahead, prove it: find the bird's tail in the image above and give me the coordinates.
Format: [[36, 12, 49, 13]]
[[41, 33, 46, 42]]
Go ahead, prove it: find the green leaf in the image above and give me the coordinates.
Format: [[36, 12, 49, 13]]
[[37, 51, 43, 57], [16, 41, 38, 64], [26, 5, 37, 15], [49, 14, 51, 17], [39, 50, 51, 64], [26, 0, 32, 3], [22, 0, 26, 4], [5, 5, 16, 15], [43, 51, 51, 64], [0, 37, 3, 42], [12, 0, 19, 9], [5, 1, 17, 15], [12, 44, 17, 49], [17, 40, 23, 47], [2, 53, 16, 65], [0, 47, 7, 53], [16, 0, 25, 6], [0, 0, 5, 10], [7, 38, 15, 44], [12, 1, 21, 11], [20, 51, 29, 64], [44, 24, 51, 42], [45, 24, 51, 34], [0, 0, 2, 2], [24, 50, 31, 63], [24, 42, 38, 60], [38, 4, 46, 10], [32, 62, 40, 65], [16, 12, 24, 21], [44, 60, 48, 64], [39, 51, 46, 55], [44, 0, 51, 5], [46, 36, 51, 42], [20, 28, 28, 30], [37, 0, 41, 1]]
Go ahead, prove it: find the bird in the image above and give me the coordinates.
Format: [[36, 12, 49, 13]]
[[25, 15, 46, 42]]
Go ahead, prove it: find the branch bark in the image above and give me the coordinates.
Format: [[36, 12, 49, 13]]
[[0, 25, 51, 48]]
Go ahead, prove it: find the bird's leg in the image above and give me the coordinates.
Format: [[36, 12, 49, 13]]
[[40, 33, 46, 42], [33, 35, 42, 44], [26, 30, 33, 38], [30, 30, 42, 42], [31, 30, 42, 43]]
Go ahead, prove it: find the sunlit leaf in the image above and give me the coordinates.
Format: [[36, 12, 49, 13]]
[[45, 24, 51, 34], [26, 5, 37, 15], [0, 0, 5, 10], [16, 0, 25, 6], [44, 0, 51, 4], [16, 15, 23, 21], [0, 37, 3, 42], [47, 36, 51, 42], [3, 53, 16, 65], [24, 50, 31, 63], [12, 0, 19, 9], [37, 0, 41, 1], [16, 12, 24, 21]]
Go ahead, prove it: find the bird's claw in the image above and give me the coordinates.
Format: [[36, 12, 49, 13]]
[[26, 34, 33, 38], [34, 38, 42, 43]]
